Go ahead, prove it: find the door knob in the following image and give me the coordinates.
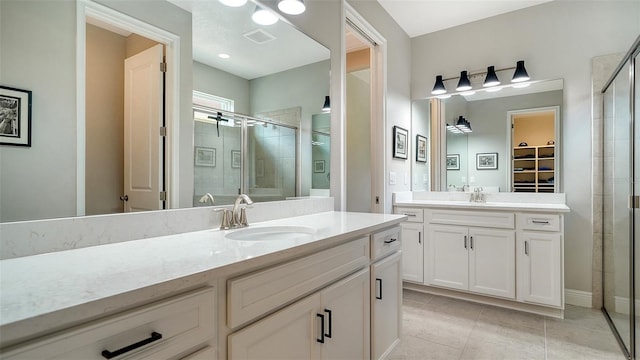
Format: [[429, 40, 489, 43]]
[[120, 195, 129, 201]]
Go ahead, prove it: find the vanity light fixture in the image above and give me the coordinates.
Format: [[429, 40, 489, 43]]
[[322, 96, 331, 112], [431, 75, 447, 95], [456, 116, 472, 133], [456, 71, 472, 91], [278, 0, 306, 15], [219, 0, 248, 7], [483, 66, 500, 87], [252, 6, 279, 25], [446, 123, 464, 134], [511, 60, 530, 82]]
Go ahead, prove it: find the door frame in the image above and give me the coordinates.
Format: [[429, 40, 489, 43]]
[[344, 4, 387, 213], [76, 0, 180, 215]]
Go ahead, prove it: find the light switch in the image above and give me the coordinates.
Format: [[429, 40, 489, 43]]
[[389, 171, 397, 185]]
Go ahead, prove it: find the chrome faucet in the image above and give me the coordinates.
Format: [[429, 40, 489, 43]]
[[231, 194, 254, 228], [470, 187, 485, 203], [199, 193, 215, 205]]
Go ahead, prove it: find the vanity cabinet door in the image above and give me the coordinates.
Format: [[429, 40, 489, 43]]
[[400, 222, 423, 283], [468, 227, 515, 299], [517, 231, 562, 307], [228, 294, 322, 360], [321, 268, 370, 360], [371, 252, 402, 360], [426, 224, 469, 291]]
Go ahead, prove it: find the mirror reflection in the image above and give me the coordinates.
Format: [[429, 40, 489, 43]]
[[412, 79, 563, 193], [311, 113, 330, 194]]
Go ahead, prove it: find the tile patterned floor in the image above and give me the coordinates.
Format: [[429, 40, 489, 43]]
[[388, 289, 625, 360]]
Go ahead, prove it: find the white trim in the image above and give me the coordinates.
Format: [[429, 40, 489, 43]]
[[565, 288, 593, 308], [193, 91, 234, 112], [344, 3, 387, 213], [76, 0, 181, 213], [613, 295, 640, 315]]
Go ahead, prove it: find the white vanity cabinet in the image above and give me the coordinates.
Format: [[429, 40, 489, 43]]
[[516, 213, 564, 307], [370, 226, 402, 360], [427, 224, 515, 299], [1, 287, 217, 360], [394, 207, 424, 283]]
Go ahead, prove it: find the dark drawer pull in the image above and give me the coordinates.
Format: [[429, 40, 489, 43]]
[[101, 332, 162, 359], [324, 309, 332, 338], [404, 213, 417, 217], [317, 314, 325, 343], [376, 278, 383, 300], [532, 220, 550, 225], [384, 238, 397, 244]]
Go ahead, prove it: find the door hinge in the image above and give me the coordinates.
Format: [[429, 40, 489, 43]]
[[160, 62, 167, 73], [632, 196, 640, 209], [160, 126, 167, 137], [160, 191, 167, 201]]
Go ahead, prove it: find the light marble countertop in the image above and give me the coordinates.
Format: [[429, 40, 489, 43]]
[[394, 199, 570, 212], [0, 211, 405, 333]]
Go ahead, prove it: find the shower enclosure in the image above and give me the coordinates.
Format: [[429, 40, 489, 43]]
[[192, 107, 298, 206], [603, 35, 640, 359]]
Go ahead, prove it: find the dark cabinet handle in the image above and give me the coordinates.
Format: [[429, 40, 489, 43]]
[[376, 278, 382, 300], [525, 241, 529, 255], [101, 332, 162, 359], [316, 314, 325, 343], [532, 220, 550, 225], [324, 309, 332, 338], [470, 236, 474, 250], [464, 235, 468, 249], [384, 238, 397, 244], [418, 232, 421, 245]]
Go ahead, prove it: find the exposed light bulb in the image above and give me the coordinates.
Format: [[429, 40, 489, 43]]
[[252, 6, 278, 25]]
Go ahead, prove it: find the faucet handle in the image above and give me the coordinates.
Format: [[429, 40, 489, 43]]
[[214, 208, 232, 230], [239, 208, 249, 227]]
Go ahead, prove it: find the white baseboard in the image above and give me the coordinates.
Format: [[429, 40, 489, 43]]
[[565, 289, 593, 308]]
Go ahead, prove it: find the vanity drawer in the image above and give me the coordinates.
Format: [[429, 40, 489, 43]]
[[371, 225, 401, 260], [2, 287, 216, 360], [426, 209, 514, 229], [227, 237, 369, 329], [517, 213, 561, 232], [395, 207, 424, 223]]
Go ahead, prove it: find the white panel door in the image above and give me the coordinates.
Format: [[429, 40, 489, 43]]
[[320, 268, 370, 360], [400, 222, 423, 283], [124, 44, 164, 212], [517, 231, 562, 307], [468, 227, 515, 299], [427, 224, 468, 290], [228, 293, 322, 359], [371, 252, 402, 360]]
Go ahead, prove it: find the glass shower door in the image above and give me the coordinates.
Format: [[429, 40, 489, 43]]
[[603, 58, 633, 356]]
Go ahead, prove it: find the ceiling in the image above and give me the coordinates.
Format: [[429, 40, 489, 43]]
[[377, 0, 553, 38]]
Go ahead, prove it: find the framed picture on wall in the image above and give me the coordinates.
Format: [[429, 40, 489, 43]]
[[195, 147, 216, 167], [393, 126, 408, 159], [231, 150, 241, 168], [476, 152, 498, 170], [314, 160, 325, 173], [446, 154, 460, 170], [416, 134, 427, 163], [0, 85, 32, 147]]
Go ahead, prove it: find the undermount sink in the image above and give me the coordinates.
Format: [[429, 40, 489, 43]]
[[225, 225, 316, 241]]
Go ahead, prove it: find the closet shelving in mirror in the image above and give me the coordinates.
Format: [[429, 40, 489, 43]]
[[512, 145, 555, 193]]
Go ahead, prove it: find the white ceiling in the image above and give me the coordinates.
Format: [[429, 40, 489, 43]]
[[167, 0, 329, 80], [377, 0, 553, 38]]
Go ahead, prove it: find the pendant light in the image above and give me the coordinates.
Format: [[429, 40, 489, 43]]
[[278, 0, 306, 15], [252, 6, 278, 25], [322, 96, 331, 112], [456, 71, 472, 91], [511, 60, 530, 83], [431, 75, 447, 95], [483, 66, 500, 87]]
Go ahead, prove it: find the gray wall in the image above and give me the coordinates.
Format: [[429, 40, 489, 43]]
[[193, 61, 250, 114], [411, 100, 430, 191], [411, 0, 640, 293], [346, 70, 371, 212]]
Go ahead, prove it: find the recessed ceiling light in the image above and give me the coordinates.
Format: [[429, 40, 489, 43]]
[[278, 0, 305, 15], [252, 6, 279, 25], [219, 0, 247, 7], [218, 53, 231, 59]]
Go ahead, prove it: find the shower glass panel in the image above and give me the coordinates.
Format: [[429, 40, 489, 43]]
[[193, 110, 242, 206], [603, 57, 635, 354], [634, 51, 640, 357], [247, 122, 297, 201], [311, 113, 330, 191]]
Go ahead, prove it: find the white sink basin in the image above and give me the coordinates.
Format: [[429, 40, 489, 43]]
[[225, 225, 316, 241]]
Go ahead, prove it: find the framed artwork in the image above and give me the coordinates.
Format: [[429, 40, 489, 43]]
[[194, 147, 216, 167], [0, 85, 32, 147], [392, 126, 408, 159], [314, 160, 325, 173], [476, 152, 498, 170], [231, 150, 241, 168], [446, 154, 460, 170], [416, 134, 427, 163]]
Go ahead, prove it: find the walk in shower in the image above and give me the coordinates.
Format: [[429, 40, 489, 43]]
[[603, 35, 640, 359], [192, 107, 298, 206]]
